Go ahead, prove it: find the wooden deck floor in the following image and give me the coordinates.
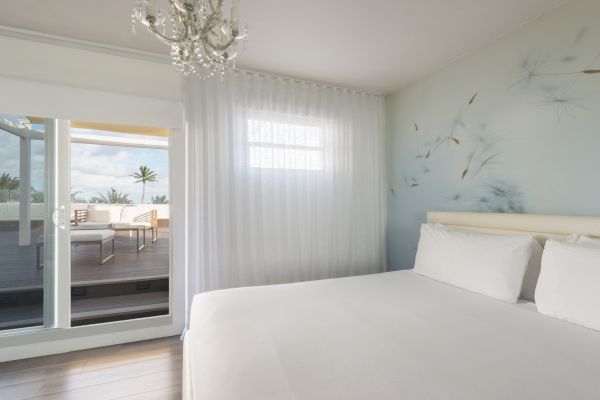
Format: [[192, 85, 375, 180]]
[[0, 228, 169, 292], [0, 291, 169, 329], [0, 336, 182, 399]]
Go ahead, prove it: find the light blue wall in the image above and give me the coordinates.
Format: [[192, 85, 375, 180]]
[[386, 0, 600, 270]]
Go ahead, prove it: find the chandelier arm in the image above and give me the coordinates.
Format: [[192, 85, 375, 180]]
[[152, 4, 197, 45], [201, 40, 226, 64], [208, 0, 223, 14], [200, 0, 232, 50], [199, 12, 219, 43], [169, 0, 189, 14], [205, 0, 224, 26], [205, 36, 237, 53], [148, 23, 185, 45]]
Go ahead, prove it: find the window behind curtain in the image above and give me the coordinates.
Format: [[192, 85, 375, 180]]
[[247, 112, 325, 171]]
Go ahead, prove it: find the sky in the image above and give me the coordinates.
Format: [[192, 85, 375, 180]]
[[71, 142, 169, 204], [0, 128, 45, 197], [0, 116, 169, 204]]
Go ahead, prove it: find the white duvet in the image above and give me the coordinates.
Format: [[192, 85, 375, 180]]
[[183, 270, 600, 400]]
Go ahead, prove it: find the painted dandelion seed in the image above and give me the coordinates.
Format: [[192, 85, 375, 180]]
[[468, 93, 478, 105], [459, 128, 504, 181], [560, 55, 577, 63], [477, 181, 525, 213], [461, 144, 479, 181], [537, 89, 587, 121], [515, 40, 600, 120], [404, 176, 419, 188], [512, 56, 545, 89], [473, 153, 500, 178]]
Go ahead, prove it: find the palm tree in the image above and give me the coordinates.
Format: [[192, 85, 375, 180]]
[[90, 187, 132, 204], [0, 173, 10, 202], [151, 195, 168, 204], [7, 177, 19, 201], [70, 191, 88, 203], [0, 173, 20, 202], [132, 165, 157, 204]]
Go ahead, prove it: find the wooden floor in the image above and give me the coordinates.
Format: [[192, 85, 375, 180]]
[[0, 336, 182, 400], [0, 228, 170, 292]]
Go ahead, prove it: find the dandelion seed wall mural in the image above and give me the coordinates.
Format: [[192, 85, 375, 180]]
[[386, 0, 600, 269]]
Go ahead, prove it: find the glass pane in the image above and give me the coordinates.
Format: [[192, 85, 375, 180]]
[[69, 123, 169, 326], [0, 114, 51, 331]]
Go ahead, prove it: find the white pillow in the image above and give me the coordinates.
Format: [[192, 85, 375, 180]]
[[414, 223, 536, 303], [535, 239, 600, 331]]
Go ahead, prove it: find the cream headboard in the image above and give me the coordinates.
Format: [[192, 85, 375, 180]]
[[427, 212, 600, 244]]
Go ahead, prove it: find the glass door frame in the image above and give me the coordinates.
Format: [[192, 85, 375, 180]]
[[52, 119, 71, 329], [0, 83, 181, 362], [2, 117, 176, 335], [0, 117, 69, 335], [0, 118, 72, 334], [0, 117, 178, 346]]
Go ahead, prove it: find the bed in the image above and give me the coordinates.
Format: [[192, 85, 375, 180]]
[[183, 212, 600, 399]]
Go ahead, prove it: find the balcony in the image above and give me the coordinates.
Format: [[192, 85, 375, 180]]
[[0, 202, 170, 330]]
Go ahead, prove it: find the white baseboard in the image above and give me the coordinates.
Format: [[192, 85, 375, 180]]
[[0, 315, 184, 362]]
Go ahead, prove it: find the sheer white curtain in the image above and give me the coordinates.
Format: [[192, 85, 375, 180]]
[[184, 71, 386, 305]]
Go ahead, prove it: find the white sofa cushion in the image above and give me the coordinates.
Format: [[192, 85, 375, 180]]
[[73, 222, 111, 230], [87, 205, 122, 223], [71, 229, 114, 242], [120, 206, 147, 223]]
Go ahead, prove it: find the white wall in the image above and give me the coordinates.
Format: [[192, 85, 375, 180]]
[[386, 0, 600, 269], [0, 33, 186, 361], [0, 35, 180, 101]]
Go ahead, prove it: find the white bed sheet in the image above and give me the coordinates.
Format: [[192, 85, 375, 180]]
[[183, 270, 600, 400]]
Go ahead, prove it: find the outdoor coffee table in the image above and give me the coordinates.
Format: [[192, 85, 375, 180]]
[[70, 229, 116, 264], [109, 225, 146, 252], [37, 229, 116, 269]]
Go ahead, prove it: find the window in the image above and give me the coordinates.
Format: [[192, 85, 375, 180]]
[[247, 116, 324, 171]]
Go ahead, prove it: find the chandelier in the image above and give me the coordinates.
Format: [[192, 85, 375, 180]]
[[132, 0, 247, 78]]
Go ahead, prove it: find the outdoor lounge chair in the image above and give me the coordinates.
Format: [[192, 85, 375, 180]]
[[73, 205, 159, 250]]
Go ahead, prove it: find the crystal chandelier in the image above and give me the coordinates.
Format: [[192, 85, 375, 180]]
[[132, 0, 247, 78]]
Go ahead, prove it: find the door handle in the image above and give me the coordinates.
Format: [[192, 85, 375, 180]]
[[52, 205, 67, 229]]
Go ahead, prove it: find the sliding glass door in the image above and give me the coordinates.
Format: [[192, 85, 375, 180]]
[[0, 115, 170, 333], [0, 114, 59, 331], [69, 122, 170, 326]]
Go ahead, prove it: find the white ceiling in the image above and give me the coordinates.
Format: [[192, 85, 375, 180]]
[[0, 0, 567, 94]]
